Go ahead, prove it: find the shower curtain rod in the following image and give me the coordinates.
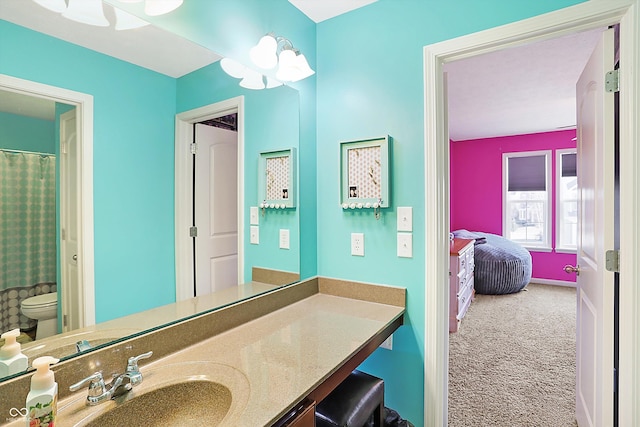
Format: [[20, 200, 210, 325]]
[[0, 148, 55, 157]]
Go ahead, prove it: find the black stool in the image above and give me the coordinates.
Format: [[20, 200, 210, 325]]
[[315, 370, 384, 427]]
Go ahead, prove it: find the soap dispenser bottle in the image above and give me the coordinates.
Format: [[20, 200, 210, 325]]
[[26, 356, 59, 427], [0, 328, 28, 377]]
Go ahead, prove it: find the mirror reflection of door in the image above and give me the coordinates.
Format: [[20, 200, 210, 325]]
[[59, 108, 83, 333], [193, 118, 238, 296], [0, 88, 84, 341]]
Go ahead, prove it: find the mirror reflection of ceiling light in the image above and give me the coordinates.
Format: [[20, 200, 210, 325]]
[[117, 0, 183, 16], [239, 68, 266, 90], [249, 34, 315, 82], [32, 0, 67, 13], [31, 0, 182, 28], [113, 7, 149, 30], [62, 0, 109, 27], [220, 58, 284, 91]]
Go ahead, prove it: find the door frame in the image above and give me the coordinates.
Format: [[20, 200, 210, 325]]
[[0, 73, 96, 328], [174, 96, 245, 301], [423, 1, 639, 425]]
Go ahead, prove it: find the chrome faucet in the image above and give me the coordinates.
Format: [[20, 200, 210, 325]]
[[69, 351, 153, 406], [122, 351, 153, 387]]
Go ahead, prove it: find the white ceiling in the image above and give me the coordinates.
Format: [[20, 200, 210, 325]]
[[445, 29, 604, 141], [288, 0, 378, 23]]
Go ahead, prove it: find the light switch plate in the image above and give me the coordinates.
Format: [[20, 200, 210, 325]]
[[279, 229, 290, 249], [250, 206, 259, 225], [397, 207, 413, 231], [397, 232, 412, 258], [351, 233, 364, 256], [250, 226, 259, 245]]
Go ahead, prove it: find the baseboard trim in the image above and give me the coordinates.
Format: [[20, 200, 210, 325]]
[[529, 278, 576, 288]]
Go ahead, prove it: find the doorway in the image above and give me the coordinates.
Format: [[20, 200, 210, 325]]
[[174, 96, 245, 301], [0, 74, 95, 333], [422, 2, 639, 426], [445, 28, 603, 425]]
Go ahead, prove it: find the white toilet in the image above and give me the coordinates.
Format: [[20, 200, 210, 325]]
[[20, 293, 58, 340]]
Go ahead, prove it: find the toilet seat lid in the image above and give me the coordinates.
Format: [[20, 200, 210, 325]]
[[22, 293, 57, 307]]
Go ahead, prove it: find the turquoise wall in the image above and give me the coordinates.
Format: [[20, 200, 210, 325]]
[[0, 112, 55, 153], [0, 20, 177, 322], [315, 0, 585, 424]]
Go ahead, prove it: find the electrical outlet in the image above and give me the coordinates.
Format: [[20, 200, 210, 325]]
[[279, 229, 290, 249], [380, 335, 393, 350], [250, 226, 259, 244], [351, 233, 364, 256], [250, 206, 259, 225]]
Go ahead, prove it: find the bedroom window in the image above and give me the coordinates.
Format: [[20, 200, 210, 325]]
[[503, 150, 552, 250], [556, 149, 577, 251]]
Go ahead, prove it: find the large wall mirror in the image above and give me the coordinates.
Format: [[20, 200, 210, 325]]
[[0, 0, 300, 382]]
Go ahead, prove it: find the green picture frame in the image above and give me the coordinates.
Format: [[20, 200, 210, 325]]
[[258, 147, 296, 209], [340, 136, 390, 209]]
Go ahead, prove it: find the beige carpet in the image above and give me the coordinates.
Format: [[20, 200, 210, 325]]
[[448, 283, 577, 427]]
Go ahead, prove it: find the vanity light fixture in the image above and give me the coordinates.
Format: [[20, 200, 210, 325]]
[[220, 58, 284, 91], [250, 34, 315, 82]]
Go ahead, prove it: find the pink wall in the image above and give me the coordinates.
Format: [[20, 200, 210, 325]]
[[450, 130, 577, 282]]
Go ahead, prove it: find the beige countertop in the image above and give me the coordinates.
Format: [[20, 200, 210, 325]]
[[6, 291, 403, 426], [2, 278, 405, 426]]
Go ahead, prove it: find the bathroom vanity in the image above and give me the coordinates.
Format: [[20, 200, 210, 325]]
[[0, 277, 405, 426]]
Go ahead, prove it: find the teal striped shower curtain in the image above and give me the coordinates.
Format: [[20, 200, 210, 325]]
[[0, 151, 56, 332]]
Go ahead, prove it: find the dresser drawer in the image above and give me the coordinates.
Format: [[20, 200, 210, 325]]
[[457, 278, 474, 320]]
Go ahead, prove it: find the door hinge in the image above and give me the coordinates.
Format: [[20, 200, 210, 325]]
[[605, 249, 619, 272], [190, 143, 197, 154], [63, 314, 68, 327], [189, 226, 198, 237], [61, 141, 67, 154], [605, 69, 619, 93]]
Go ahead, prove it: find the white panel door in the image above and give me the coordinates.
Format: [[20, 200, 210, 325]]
[[194, 123, 238, 296], [60, 108, 83, 331], [575, 28, 615, 427]]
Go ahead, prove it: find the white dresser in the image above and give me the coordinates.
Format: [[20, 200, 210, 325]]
[[449, 238, 475, 332]]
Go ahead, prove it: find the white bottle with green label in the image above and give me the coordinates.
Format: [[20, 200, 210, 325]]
[[0, 329, 28, 377], [25, 356, 59, 427]]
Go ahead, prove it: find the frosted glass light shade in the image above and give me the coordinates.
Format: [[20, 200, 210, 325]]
[[32, 0, 67, 13], [250, 35, 278, 69], [62, 0, 109, 26], [144, 0, 183, 16], [220, 58, 247, 79], [276, 50, 314, 82], [265, 77, 283, 89], [239, 69, 265, 90], [114, 8, 150, 30], [291, 53, 315, 81]]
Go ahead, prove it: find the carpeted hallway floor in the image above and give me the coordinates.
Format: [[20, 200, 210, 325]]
[[448, 283, 577, 426]]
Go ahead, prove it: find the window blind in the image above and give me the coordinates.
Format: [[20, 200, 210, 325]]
[[508, 154, 547, 191], [561, 153, 577, 177]]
